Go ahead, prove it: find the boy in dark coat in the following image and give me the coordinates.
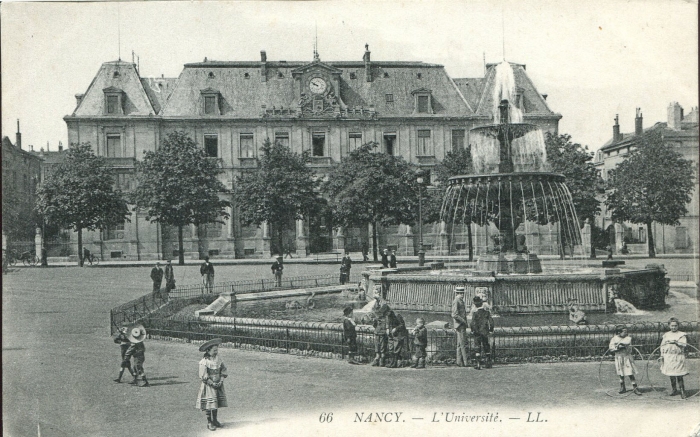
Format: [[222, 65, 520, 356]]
[[113, 326, 134, 382], [469, 296, 494, 369], [150, 262, 164, 292], [411, 318, 428, 369], [342, 307, 360, 364], [381, 249, 389, 268], [271, 256, 284, 287], [389, 250, 397, 268]]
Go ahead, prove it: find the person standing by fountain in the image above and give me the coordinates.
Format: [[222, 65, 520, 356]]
[[608, 326, 641, 395], [342, 307, 360, 365], [371, 297, 390, 366], [389, 250, 397, 268], [164, 259, 176, 292], [386, 310, 408, 368], [381, 249, 389, 268], [411, 318, 428, 369], [451, 287, 469, 367], [470, 296, 494, 369], [200, 257, 215, 294], [196, 338, 228, 430], [659, 318, 689, 399]]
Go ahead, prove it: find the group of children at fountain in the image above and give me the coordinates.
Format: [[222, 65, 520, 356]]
[[341, 285, 495, 369]]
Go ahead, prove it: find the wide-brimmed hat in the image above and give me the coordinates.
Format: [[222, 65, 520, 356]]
[[127, 324, 147, 343], [199, 338, 223, 352], [454, 286, 466, 294]]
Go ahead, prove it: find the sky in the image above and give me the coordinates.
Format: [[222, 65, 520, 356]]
[[1, 0, 697, 153]]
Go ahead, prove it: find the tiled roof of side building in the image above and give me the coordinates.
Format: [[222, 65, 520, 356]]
[[72, 61, 157, 117], [600, 121, 699, 151], [161, 60, 472, 117]]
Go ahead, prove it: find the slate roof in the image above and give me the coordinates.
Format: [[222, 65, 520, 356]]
[[141, 77, 177, 114], [73, 61, 157, 116], [452, 78, 485, 111], [600, 120, 699, 151]]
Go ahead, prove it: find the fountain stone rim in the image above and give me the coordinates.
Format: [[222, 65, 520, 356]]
[[448, 172, 565, 185]]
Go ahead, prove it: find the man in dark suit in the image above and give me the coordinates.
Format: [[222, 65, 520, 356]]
[[271, 256, 284, 287]]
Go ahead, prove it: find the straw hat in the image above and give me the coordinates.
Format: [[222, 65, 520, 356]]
[[454, 286, 466, 294], [199, 338, 223, 352], [127, 324, 147, 343]]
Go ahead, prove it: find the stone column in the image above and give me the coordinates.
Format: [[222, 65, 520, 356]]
[[262, 221, 271, 256], [368, 222, 376, 257], [581, 219, 592, 258], [295, 219, 308, 257], [399, 224, 414, 256], [35, 228, 42, 261], [438, 221, 449, 255], [614, 223, 624, 253], [333, 226, 346, 252]]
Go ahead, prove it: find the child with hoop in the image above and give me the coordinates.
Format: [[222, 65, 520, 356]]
[[659, 318, 689, 399], [608, 325, 641, 395]]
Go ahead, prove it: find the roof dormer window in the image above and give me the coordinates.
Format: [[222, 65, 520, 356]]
[[383, 72, 390, 78], [349, 72, 357, 79], [208, 72, 215, 79], [244, 72, 250, 79], [113, 71, 121, 79], [103, 86, 125, 115], [417, 73, 422, 79], [200, 88, 221, 115], [411, 88, 433, 114]]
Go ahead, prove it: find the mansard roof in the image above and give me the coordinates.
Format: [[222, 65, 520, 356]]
[[140, 77, 177, 114], [72, 60, 157, 116]]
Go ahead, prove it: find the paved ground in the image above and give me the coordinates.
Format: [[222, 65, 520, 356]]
[[3, 263, 699, 437]]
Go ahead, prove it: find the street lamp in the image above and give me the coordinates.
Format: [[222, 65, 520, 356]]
[[417, 176, 425, 266]]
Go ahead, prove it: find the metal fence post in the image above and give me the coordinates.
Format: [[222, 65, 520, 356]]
[[286, 328, 290, 353]]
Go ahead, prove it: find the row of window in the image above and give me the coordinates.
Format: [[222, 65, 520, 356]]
[[100, 129, 467, 159], [103, 222, 223, 240]]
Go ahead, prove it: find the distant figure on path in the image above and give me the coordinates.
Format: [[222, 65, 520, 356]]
[[82, 247, 91, 265], [389, 250, 397, 268], [381, 249, 389, 268], [340, 252, 351, 284], [362, 244, 369, 262], [271, 256, 284, 287], [200, 257, 215, 294], [284, 245, 294, 259], [113, 326, 134, 383], [606, 245, 613, 260], [196, 338, 228, 430], [150, 262, 164, 292], [164, 259, 176, 292], [451, 287, 469, 367]]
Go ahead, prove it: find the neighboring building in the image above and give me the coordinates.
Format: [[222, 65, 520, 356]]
[[1, 121, 43, 250], [64, 46, 560, 260], [594, 103, 699, 254]]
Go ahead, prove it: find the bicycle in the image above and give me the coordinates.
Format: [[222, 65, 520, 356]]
[[18, 251, 40, 266], [85, 254, 100, 266]]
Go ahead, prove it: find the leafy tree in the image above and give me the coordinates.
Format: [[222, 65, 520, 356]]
[[605, 131, 695, 258], [2, 183, 39, 243], [545, 133, 604, 257], [425, 146, 474, 259], [325, 142, 419, 261], [234, 139, 320, 256], [132, 131, 230, 265], [35, 143, 130, 266]]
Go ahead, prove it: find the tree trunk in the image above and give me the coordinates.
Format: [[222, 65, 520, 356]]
[[372, 221, 378, 262], [77, 227, 83, 267], [467, 221, 473, 262], [178, 225, 185, 265], [647, 221, 656, 258], [277, 227, 284, 258]]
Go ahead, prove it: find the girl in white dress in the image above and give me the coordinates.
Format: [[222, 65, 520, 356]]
[[608, 326, 641, 395], [196, 338, 228, 430], [659, 318, 689, 399]]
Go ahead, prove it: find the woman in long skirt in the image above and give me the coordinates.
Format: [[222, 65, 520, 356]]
[[196, 338, 228, 430], [608, 326, 641, 395], [660, 318, 689, 399]]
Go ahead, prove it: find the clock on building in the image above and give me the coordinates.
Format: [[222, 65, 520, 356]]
[[309, 77, 327, 95]]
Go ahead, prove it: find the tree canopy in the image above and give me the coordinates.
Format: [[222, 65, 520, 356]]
[[35, 143, 130, 265], [324, 142, 419, 260], [132, 131, 230, 264], [605, 131, 695, 257], [234, 139, 320, 256]]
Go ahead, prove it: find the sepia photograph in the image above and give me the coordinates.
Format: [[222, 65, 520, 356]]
[[2, 1, 698, 436]]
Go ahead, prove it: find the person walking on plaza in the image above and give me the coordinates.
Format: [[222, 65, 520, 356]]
[[451, 286, 469, 367], [196, 338, 228, 430], [411, 317, 428, 369], [362, 243, 369, 262], [200, 257, 215, 294], [164, 259, 176, 292], [371, 297, 390, 366], [389, 250, 397, 268], [470, 296, 494, 370], [150, 262, 164, 292], [659, 318, 689, 398], [340, 252, 351, 284], [609, 326, 642, 395], [343, 307, 360, 364], [381, 249, 389, 268], [271, 256, 284, 287], [125, 324, 149, 387], [113, 326, 134, 383]]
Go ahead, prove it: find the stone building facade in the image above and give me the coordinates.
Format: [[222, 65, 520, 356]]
[[594, 103, 699, 255], [64, 46, 560, 260]]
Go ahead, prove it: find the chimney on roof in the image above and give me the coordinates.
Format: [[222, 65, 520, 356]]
[[613, 114, 621, 142], [635, 108, 643, 136], [260, 50, 267, 82], [668, 102, 683, 131], [75, 94, 84, 107], [363, 44, 372, 82], [16, 119, 21, 150], [47, 141, 50, 152]]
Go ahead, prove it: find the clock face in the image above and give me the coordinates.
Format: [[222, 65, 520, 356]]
[[309, 77, 327, 94]]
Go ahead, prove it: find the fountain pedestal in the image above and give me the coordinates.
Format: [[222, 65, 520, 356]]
[[476, 252, 542, 274]]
